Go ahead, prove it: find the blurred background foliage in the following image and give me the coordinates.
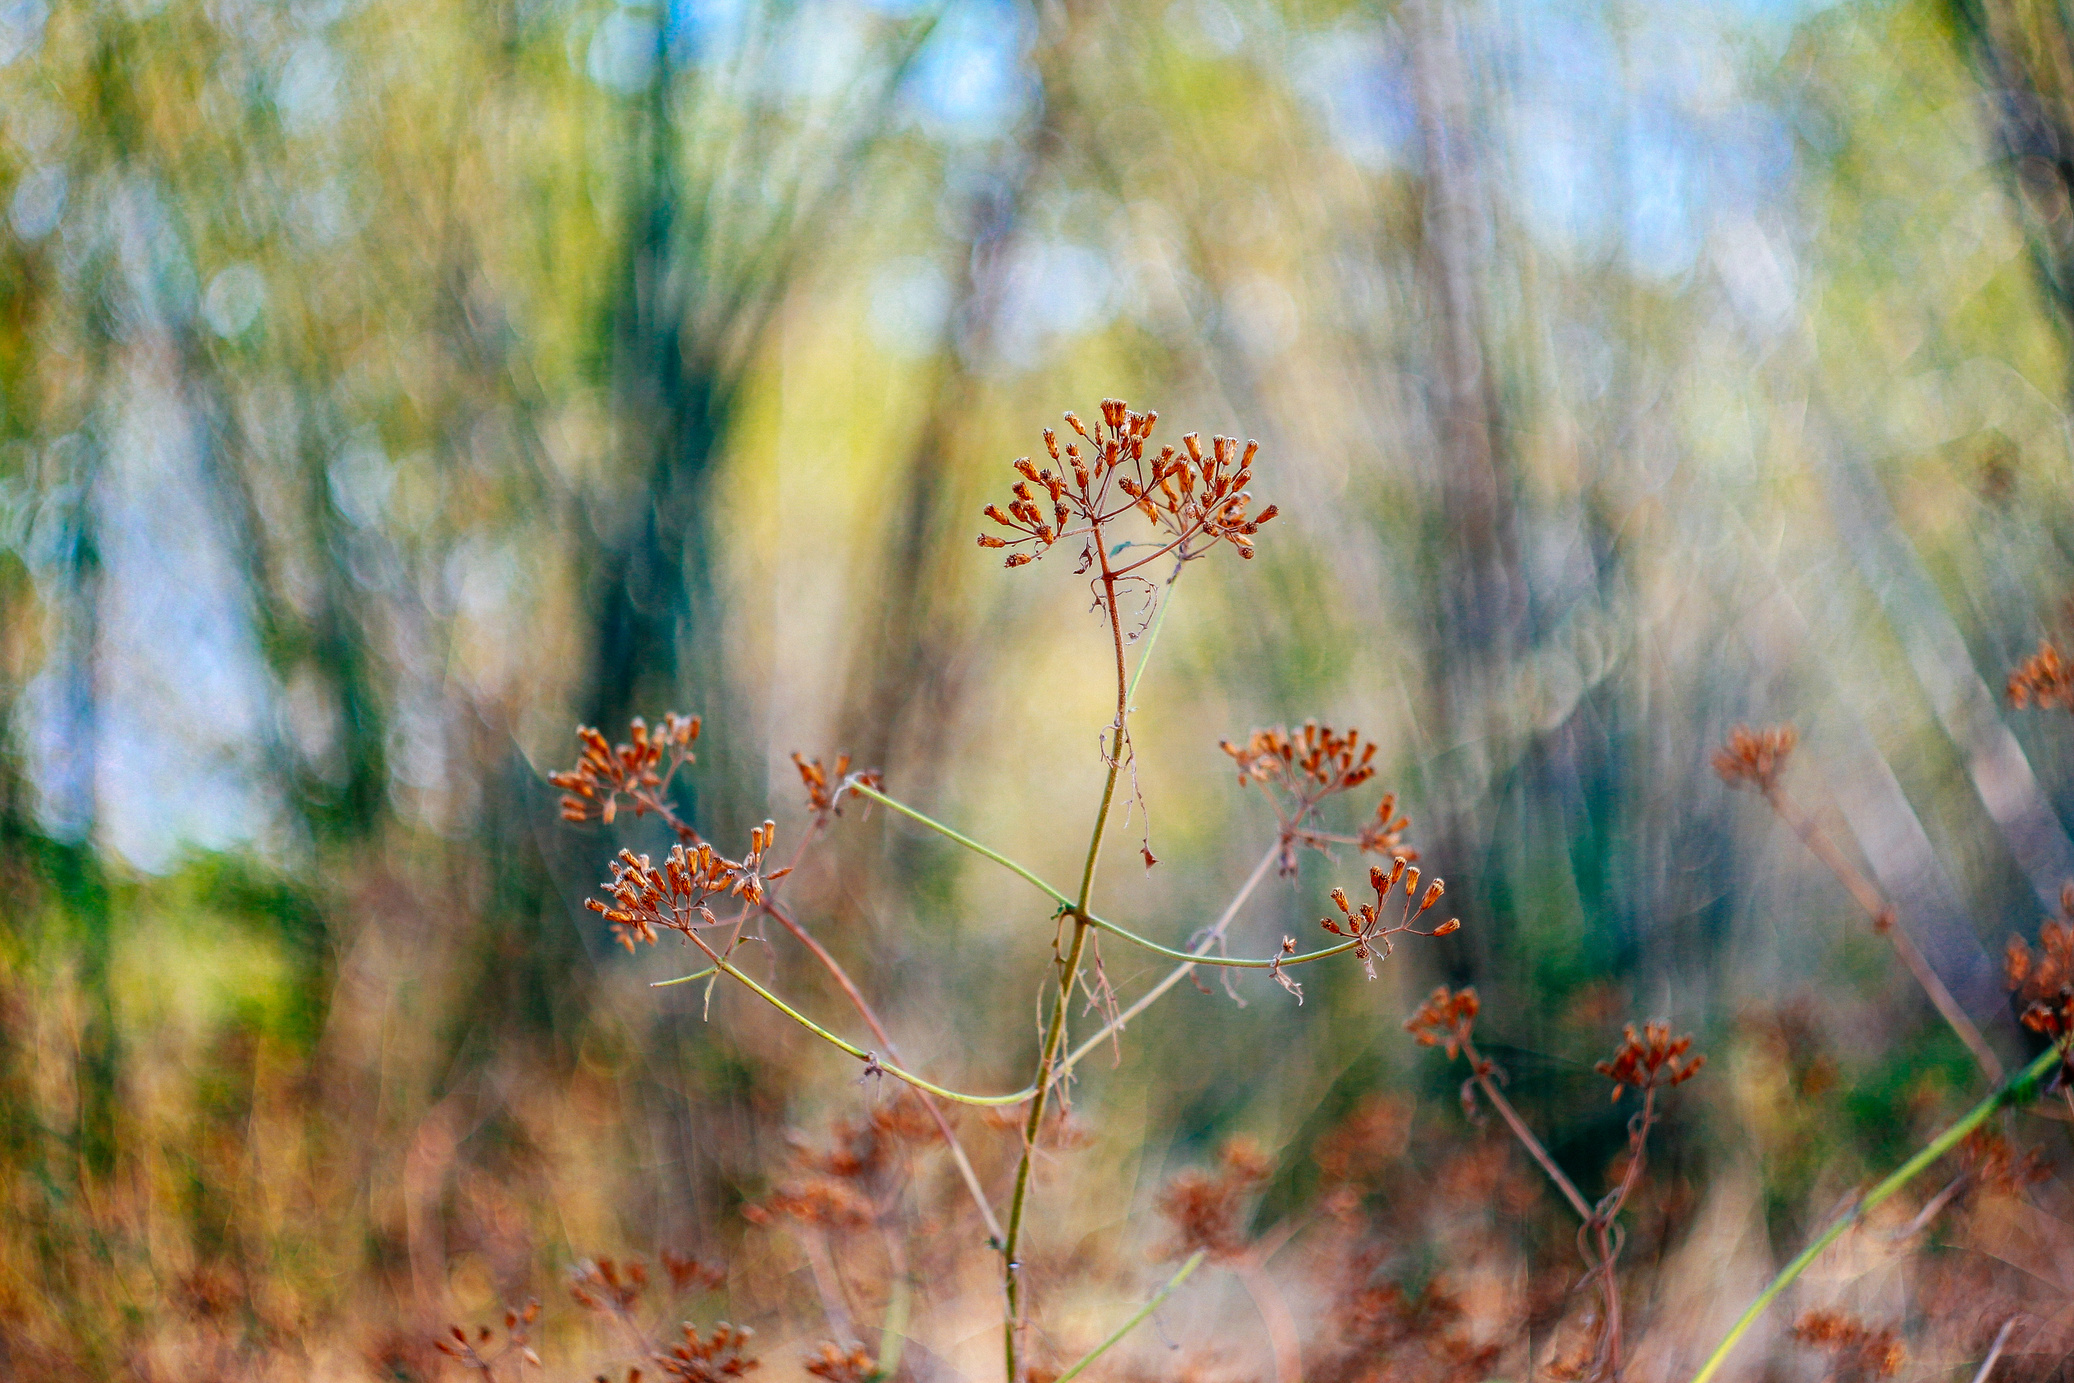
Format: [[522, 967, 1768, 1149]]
[[9, 0, 2074, 1373]]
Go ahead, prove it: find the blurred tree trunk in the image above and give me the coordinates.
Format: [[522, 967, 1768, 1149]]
[[1410, 0, 1521, 671], [1949, 0, 2074, 383]]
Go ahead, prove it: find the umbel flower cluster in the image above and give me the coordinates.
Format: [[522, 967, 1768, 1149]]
[[1320, 858, 1458, 979], [978, 398, 1276, 569], [1221, 723, 1418, 874], [585, 830, 788, 951]]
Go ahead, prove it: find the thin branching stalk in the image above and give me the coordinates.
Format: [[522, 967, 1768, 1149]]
[[1050, 1249, 1207, 1383], [1459, 1034, 1594, 1220], [1233, 1259, 1302, 1383], [1003, 535, 1135, 1381], [1058, 843, 1279, 1071], [763, 897, 1005, 1242], [1689, 1044, 2058, 1383], [1970, 1316, 2019, 1383], [1762, 782, 2003, 1082]]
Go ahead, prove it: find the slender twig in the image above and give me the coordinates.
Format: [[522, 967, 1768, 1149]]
[[1970, 1316, 2019, 1383], [676, 925, 1039, 1105], [1762, 784, 2003, 1082], [1233, 1259, 1302, 1383], [1051, 1249, 1208, 1383], [847, 781, 1073, 908], [1459, 1035, 1595, 1221], [1058, 844, 1278, 1071], [762, 897, 1005, 1242], [1690, 1044, 2059, 1383]]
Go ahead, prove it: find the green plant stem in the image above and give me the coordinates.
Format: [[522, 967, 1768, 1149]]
[[1690, 1044, 2059, 1383], [1051, 1249, 1208, 1383], [1059, 843, 1278, 1072], [847, 781, 1073, 908], [1125, 566, 1180, 708], [650, 966, 718, 987], [677, 928, 1039, 1105], [1085, 911, 1365, 969], [1004, 544, 1135, 1383], [849, 783, 1362, 971]]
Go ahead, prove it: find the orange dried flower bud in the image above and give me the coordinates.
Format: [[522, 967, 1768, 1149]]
[[1433, 918, 1460, 936]]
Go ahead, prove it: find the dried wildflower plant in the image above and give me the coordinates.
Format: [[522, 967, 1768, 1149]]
[[553, 714, 703, 833], [548, 401, 1456, 1383], [1595, 1020, 1706, 1103], [1714, 720, 2005, 1083], [1710, 722, 1798, 793], [977, 399, 1276, 573], [2005, 898, 2074, 1071], [1406, 988, 1705, 1382]]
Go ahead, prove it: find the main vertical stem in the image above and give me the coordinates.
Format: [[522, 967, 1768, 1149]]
[[1002, 542, 1132, 1382]]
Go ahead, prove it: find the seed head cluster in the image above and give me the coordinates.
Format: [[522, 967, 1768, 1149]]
[[1221, 723, 1417, 875], [978, 399, 1277, 569], [552, 714, 702, 833], [791, 752, 881, 824], [585, 828, 790, 951], [437, 1300, 541, 1375], [650, 1323, 760, 1382], [2005, 907, 2074, 1047], [1711, 723, 1797, 794], [803, 1343, 876, 1382], [1321, 858, 1459, 980], [2008, 640, 2074, 711], [1405, 985, 1481, 1063], [1595, 1022, 1706, 1103]]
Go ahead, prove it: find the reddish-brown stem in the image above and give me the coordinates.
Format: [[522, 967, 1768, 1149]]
[[1458, 1035, 1594, 1220], [1586, 1087, 1654, 1382], [763, 897, 1005, 1243], [1762, 784, 2003, 1082], [1233, 1259, 1302, 1383]]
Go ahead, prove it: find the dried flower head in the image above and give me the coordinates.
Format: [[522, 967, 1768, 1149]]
[[584, 829, 791, 951], [1318, 859, 1458, 979], [792, 752, 882, 825], [653, 1322, 760, 1381], [1155, 1138, 1273, 1262], [1959, 1128, 2050, 1197], [661, 1252, 727, 1294], [2005, 917, 2074, 1048], [1404, 985, 1481, 1061], [552, 714, 702, 835], [1789, 1311, 1905, 1381], [742, 1177, 876, 1231], [571, 1258, 648, 1314], [2009, 640, 2074, 711], [436, 1299, 541, 1375], [1595, 1021, 1705, 1102], [804, 1343, 877, 1383], [1711, 723, 1796, 794], [978, 399, 1276, 570], [1220, 723, 1417, 875]]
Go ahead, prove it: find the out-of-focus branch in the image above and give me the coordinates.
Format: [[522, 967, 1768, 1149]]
[[1762, 783, 2003, 1082]]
